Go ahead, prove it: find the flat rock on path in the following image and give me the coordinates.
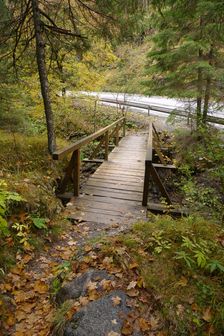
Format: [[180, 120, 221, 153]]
[[56, 269, 113, 304], [56, 269, 142, 336], [63, 290, 141, 336]]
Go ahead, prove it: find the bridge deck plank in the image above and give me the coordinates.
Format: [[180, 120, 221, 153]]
[[65, 134, 147, 225]]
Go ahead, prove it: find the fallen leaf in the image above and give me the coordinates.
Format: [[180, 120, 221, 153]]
[[33, 280, 48, 294], [22, 254, 33, 265], [86, 281, 98, 291], [112, 319, 118, 325], [103, 256, 113, 265], [16, 310, 27, 322], [68, 241, 77, 246], [84, 245, 92, 252], [138, 295, 148, 304], [202, 307, 212, 322], [121, 320, 133, 335], [176, 276, 188, 287], [176, 304, 185, 317], [10, 266, 23, 275], [191, 303, 199, 311], [20, 302, 36, 313], [107, 332, 120, 336], [127, 281, 137, 290], [100, 279, 112, 290], [112, 296, 122, 306], [149, 316, 160, 330], [127, 289, 139, 297], [79, 296, 89, 306], [129, 262, 138, 270], [6, 314, 16, 327], [115, 273, 123, 279], [14, 290, 36, 303], [72, 261, 79, 273], [3, 283, 12, 291], [138, 318, 150, 332], [111, 223, 119, 228], [88, 290, 99, 301]]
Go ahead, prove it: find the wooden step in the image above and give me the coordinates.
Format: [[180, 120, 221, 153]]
[[152, 163, 176, 169], [148, 202, 189, 216]]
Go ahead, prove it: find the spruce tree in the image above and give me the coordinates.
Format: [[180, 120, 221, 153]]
[[145, 0, 224, 129]]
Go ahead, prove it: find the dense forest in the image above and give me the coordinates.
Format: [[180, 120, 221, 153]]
[[0, 1, 224, 335]]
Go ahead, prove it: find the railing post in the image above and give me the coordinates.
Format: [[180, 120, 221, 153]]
[[115, 124, 119, 146], [148, 106, 150, 116], [142, 160, 150, 206], [73, 149, 80, 196], [123, 118, 126, 137], [105, 131, 109, 160]]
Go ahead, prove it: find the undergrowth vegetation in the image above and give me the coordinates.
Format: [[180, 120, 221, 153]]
[[174, 127, 224, 220], [98, 214, 224, 335]]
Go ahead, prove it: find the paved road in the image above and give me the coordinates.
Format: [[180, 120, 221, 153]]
[[68, 91, 224, 129]]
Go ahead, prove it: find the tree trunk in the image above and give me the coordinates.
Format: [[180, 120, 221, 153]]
[[196, 62, 203, 129], [31, 0, 56, 154], [202, 77, 211, 125], [202, 48, 213, 125], [196, 18, 203, 130]]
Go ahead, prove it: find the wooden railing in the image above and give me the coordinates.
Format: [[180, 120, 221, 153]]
[[142, 122, 175, 206], [53, 117, 126, 198]]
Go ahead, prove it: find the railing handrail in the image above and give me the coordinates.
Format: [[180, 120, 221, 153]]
[[53, 117, 125, 160]]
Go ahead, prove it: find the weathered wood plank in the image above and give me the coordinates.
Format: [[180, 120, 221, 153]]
[[97, 168, 145, 175], [85, 180, 143, 192], [88, 176, 144, 186], [90, 173, 144, 180], [68, 199, 144, 213], [66, 133, 147, 223], [83, 188, 143, 202], [72, 194, 142, 206], [68, 211, 143, 225]]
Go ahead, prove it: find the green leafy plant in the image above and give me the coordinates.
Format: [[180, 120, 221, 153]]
[[146, 230, 171, 254], [206, 260, 224, 273], [0, 180, 23, 236], [175, 236, 210, 269], [31, 216, 47, 229], [175, 236, 224, 274], [12, 221, 30, 250]]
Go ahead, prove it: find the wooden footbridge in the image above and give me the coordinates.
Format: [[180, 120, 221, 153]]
[[53, 117, 181, 226]]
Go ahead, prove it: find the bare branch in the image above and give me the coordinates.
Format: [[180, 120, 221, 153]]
[[43, 23, 86, 38]]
